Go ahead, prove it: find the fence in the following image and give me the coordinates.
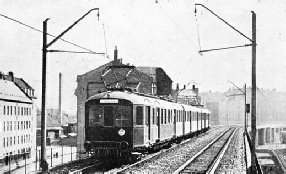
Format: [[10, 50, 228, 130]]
[[1, 145, 86, 173]]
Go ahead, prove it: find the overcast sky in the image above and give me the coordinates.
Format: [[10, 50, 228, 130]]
[[1, 0, 285, 114]]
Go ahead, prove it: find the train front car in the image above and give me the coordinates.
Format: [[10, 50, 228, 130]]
[[84, 91, 133, 161]]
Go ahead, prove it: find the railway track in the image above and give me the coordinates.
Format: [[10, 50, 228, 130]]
[[49, 157, 103, 174], [174, 127, 237, 174], [110, 126, 230, 174]]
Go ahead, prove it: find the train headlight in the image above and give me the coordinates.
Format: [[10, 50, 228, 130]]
[[118, 128, 125, 136]]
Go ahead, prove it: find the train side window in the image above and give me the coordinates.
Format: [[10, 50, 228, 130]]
[[136, 106, 143, 125], [168, 110, 171, 123], [152, 108, 155, 125], [157, 108, 160, 125], [164, 109, 167, 124], [146, 106, 150, 125]]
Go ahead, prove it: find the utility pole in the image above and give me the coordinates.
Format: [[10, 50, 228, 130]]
[[40, 8, 100, 171], [194, 4, 257, 172], [251, 11, 257, 173], [244, 83, 247, 133], [40, 18, 49, 171]]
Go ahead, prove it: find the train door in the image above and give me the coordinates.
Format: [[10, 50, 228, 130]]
[[183, 110, 185, 135], [196, 112, 199, 131], [174, 109, 176, 136], [201, 111, 203, 130], [190, 111, 192, 132], [146, 106, 151, 142]]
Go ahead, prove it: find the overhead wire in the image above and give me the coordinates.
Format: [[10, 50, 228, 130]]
[[0, 13, 110, 59], [102, 23, 109, 58], [157, 3, 200, 52]]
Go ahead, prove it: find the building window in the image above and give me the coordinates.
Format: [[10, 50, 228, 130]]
[[29, 108, 31, 116], [3, 138, 5, 147], [21, 121, 23, 130], [18, 121, 19, 130], [10, 137, 12, 146], [7, 106, 9, 115], [18, 107, 20, 115], [18, 136, 19, 144], [14, 121, 16, 130], [6, 137, 9, 147], [4, 106, 5, 115], [10, 107, 12, 116], [21, 107, 23, 116], [10, 121, 12, 131], [29, 121, 31, 128], [7, 121, 9, 131], [14, 106, 16, 115], [14, 136, 16, 145], [4, 122, 5, 131]]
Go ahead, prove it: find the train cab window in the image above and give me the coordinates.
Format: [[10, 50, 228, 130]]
[[136, 106, 143, 125], [104, 106, 114, 126], [88, 106, 103, 126], [115, 106, 131, 127]]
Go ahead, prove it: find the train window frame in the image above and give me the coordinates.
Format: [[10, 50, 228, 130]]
[[161, 109, 164, 125], [136, 106, 144, 125], [157, 108, 160, 125], [115, 105, 131, 127], [164, 109, 167, 124], [146, 106, 150, 126]]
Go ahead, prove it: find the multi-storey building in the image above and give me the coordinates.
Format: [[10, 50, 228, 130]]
[[0, 72, 36, 167]]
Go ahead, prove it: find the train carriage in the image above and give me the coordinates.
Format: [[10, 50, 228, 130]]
[[84, 88, 211, 161]]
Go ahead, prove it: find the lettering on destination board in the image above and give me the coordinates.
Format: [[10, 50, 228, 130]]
[[100, 99, 118, 103]]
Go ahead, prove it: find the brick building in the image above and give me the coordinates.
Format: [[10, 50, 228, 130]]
[[0, 72, 37, 167]]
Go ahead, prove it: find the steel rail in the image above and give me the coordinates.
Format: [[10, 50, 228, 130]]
[[173, 127, 235, 174]]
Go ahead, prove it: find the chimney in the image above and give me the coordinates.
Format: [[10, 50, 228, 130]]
[[8, 71, 14, 82], [59, 73, 62, 125], [176, 83, 179, 92], [114, 46, 118, 62], [192, 85, 195, 90], [183, 85, 186, 89]]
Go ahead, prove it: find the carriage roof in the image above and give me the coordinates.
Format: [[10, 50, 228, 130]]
[[87, 91, 210, 114]]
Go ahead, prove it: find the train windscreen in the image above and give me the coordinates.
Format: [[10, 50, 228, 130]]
[[88, 105, 131, 127]]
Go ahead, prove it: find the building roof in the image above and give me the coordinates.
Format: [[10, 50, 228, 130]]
[[0, 80, 32, 103], [178, 89, 197, 98], [137, 66, 172, 82]]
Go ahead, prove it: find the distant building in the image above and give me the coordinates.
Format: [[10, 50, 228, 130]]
[[0, 72, 36, 167], [175, 85, 200, 105], [200, 87, 286, 126], [74, 47, 173, 153], [36, 108, 76, 145], [200, 91, 224, 126]]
